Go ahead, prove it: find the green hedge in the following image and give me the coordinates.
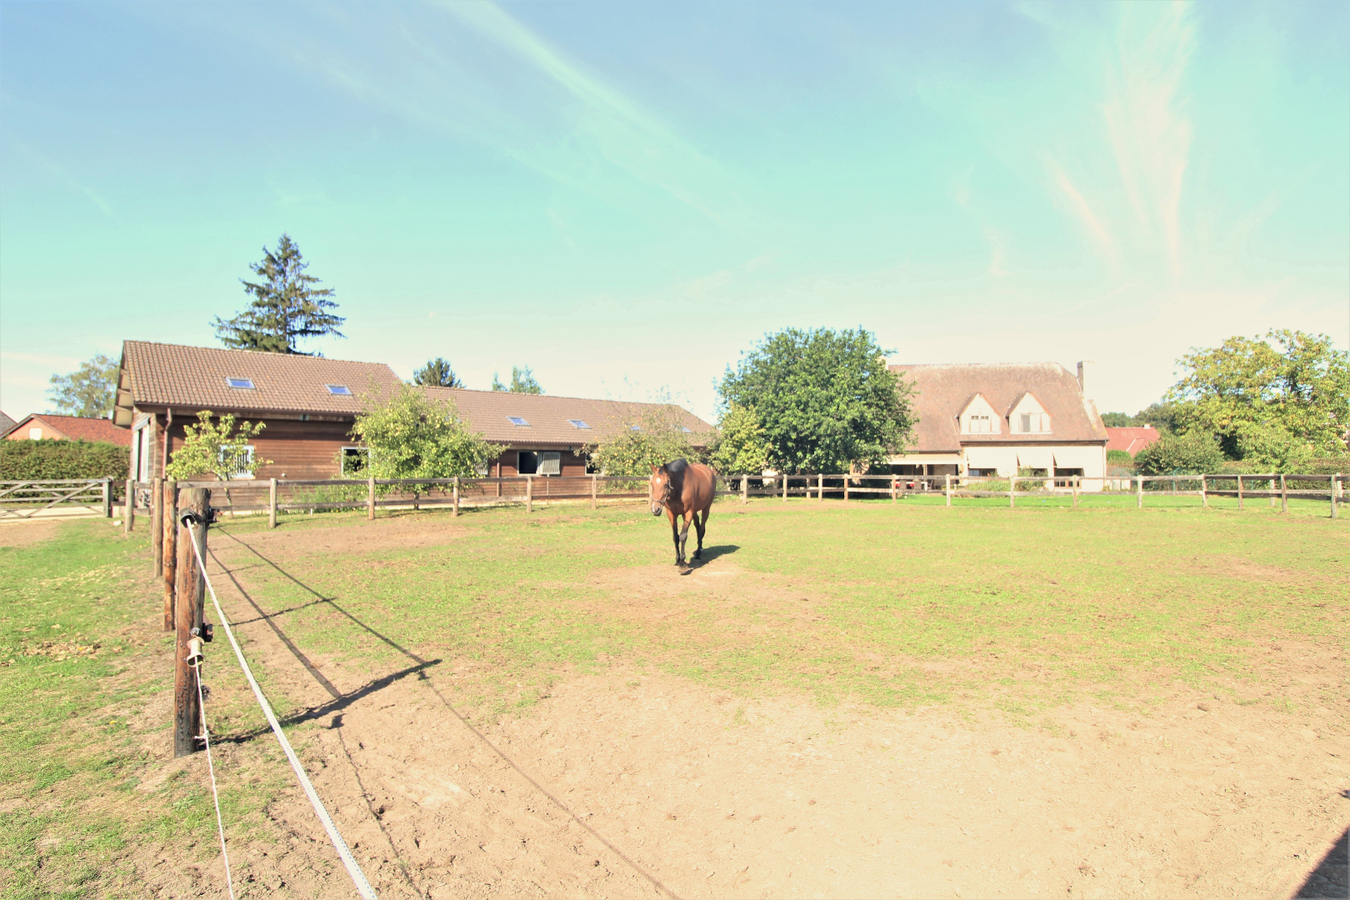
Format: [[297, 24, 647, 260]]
[[0, 440, 129, 483]]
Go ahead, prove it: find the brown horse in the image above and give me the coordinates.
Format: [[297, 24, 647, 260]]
[[649, 458, 718, 567]]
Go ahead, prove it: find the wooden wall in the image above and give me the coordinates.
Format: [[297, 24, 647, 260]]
[[490, 447, 590, 478], [145, 413, 357, 481]]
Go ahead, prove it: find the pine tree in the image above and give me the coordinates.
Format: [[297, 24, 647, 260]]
[[214, 235, 344, 355], [412, 358, 464, 388]]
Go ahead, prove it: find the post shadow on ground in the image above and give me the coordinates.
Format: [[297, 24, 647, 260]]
[[207, 527, 680, 899], [1297, 824, 1349, 899]]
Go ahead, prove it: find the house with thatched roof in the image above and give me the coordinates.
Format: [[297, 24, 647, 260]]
[[887, 361, 1108, 488]]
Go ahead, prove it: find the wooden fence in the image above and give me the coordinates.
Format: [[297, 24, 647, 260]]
[[101, 470, 1345, 531]]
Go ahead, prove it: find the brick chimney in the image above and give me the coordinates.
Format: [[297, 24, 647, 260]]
[[1076, 360, 1094, 397]]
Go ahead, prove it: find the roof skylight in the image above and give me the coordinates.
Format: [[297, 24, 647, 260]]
[[326, 384, 352, 395], [226, 377, 255, 390], [507, 416, 530, 427], [568, 418, 591, 429]]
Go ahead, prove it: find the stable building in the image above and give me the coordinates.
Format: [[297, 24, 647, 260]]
[[112, 340, 714, 482], [887, 361, 1108, 488], [4, 413, 131, 446]]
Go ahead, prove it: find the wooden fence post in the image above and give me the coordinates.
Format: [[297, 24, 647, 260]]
[[173, 487, 209, 758], [162, 482, 178, 631], [1073, 475, 1079, 509], [591, 474, 597, 510], [1200, 475, 1208, 508], [453, 476, 460, 517], [1280, 474, 1287, 513], [741, 477, 748, 505], [783, 474, 789, 503], [367, 475, 376, 520], [1009, 476, 1016, 509], [1332, 475, 1339, 520], [891, 477, 897, 503], [1136, 476, 1144, 509], [1237, 474, 1244, 510], [124, 478, 135, 534], [268, 478, 278, 528], [844, 476, 850, 502], [945, 473, 952, 508], [818, 472, 824, 502], [102, 478, 112, 517], [526, 476, 533, 513], [151, 477, 163, 576]]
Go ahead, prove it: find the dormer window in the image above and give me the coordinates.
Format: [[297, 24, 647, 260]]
[[1016, 412, 1050, 433], [226, 377, 255, 390], [507, 416, 530, 427], [326, 384, 352, 396]]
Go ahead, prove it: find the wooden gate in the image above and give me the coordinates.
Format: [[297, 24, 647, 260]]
[[0, 478, 111, 519]]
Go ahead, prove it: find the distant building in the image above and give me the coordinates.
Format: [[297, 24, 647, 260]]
[[112, 341, 713, 482], [886, 361, 1108, 489], [0, 411, 16, 438], [1105, 426, 1160, 456], [4, 413, 131, 446]]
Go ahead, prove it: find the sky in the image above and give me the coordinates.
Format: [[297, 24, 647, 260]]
[[2, 0, 1347, 424]]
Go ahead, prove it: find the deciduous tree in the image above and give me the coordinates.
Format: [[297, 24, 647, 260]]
[[351, 383, 498, 484], [1134, 430, 1225, 475], [47, 354, 119, 418], [1167, 329, 1349, 460], [586, 405, 701, 476], [718, 328, 914, 473], [711, 403, 769, 474], [165, 411, 268, 481], [215, 234, 344, 354]]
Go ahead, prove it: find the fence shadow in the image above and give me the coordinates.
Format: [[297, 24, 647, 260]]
[[1296, 823, 1349, 899], [208, 527, 678, 899]]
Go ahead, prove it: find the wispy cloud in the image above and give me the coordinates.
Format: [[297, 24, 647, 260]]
[[1100, 1, 1196, 280], [1042, 154, 1116, 264], [13, 143, 114, 218]]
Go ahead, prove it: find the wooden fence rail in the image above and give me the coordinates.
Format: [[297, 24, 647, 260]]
[[130, 470, 1345, 532]]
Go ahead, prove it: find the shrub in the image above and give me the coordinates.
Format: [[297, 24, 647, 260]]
[[1135, 431, 1225, 475], [0, 440, 128, 483], [1106, 449, 1135, 468]]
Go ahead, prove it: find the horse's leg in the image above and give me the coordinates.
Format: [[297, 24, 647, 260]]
[[679, 510, 694, 565], [667, 509, 682, 565], [693, 506, 709, 559]]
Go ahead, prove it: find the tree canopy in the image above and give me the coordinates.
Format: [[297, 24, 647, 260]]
[[214, 235, 344, 354], [48, 354, 118, 418], [1166, 329, 1349, 462], [711, 403, 769, 474], [586, 405, 702, 476], [1133, 430, 1225, 476], [351, 383, 498, 483], [491, 366, 543, 394], [412, 358, 464, 388], [717, 328, 914, 474]]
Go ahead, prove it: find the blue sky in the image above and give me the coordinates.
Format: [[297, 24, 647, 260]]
[[2, 0, 1347, 423]]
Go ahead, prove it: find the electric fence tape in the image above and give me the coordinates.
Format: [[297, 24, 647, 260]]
[[193, 660, 235, 900], [186, 520, 378, 899]]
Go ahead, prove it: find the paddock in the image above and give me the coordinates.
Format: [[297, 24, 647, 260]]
[[2, 498, 1347, 898]]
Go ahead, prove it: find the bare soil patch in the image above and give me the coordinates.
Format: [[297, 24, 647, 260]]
[[0, 519, 62, 547]]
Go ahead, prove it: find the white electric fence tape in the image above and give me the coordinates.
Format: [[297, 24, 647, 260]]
[[187, 521, 378, 900], [193, 662, 236, 900]]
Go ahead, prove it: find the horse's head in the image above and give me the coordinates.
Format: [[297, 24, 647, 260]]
[[649, 465, 673, 516]]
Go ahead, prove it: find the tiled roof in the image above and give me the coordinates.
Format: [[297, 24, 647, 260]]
[[1106, 426, 1160, 455], [120, 341, 402, 416], [889, 362, 1107, 452], [0, 411, 16, 437], [420, 387, 715, 446], [6, 414, 133, 445]]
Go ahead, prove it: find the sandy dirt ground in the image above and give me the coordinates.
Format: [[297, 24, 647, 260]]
[[131, 523, 1349, 900]]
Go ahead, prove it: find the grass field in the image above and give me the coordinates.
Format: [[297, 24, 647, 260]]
[[1, 496, 1346, 897]]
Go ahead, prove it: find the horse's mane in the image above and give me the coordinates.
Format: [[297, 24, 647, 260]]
[[663, 458, 689, 476]]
